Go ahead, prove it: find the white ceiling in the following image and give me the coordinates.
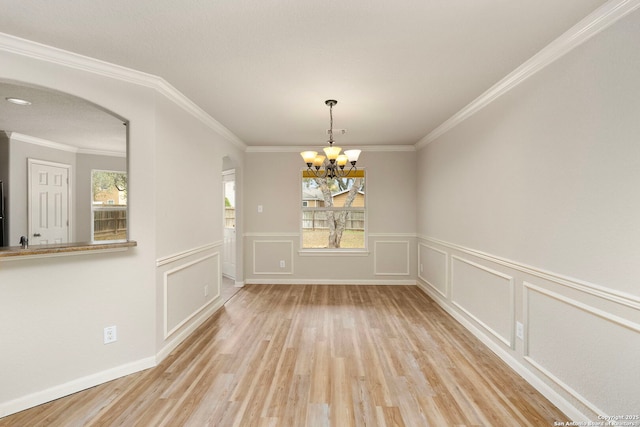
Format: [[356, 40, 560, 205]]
[[0, 0, 607, 148], [0, 82, 127, 153]]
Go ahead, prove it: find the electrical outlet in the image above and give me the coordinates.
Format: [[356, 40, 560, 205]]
[[204, 285, 209, 297], [420, 263, 423, 273], [257, 205, 263, 213], [516, 322, 524, 340], [279, 260, 285, 268], [104, 326, 117, 344]]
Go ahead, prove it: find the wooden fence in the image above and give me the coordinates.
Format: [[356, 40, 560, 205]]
[[219, 208, 364, 231], [302, 211, 364, 230], [94, 207, 127, 240]]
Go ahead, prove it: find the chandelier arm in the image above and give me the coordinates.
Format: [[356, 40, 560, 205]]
[[312, 165, 332, 179], [306, 163, 357, 180], [341, 164, 357, 178]]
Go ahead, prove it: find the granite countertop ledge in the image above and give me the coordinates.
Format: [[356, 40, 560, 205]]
[[0, 241, 137, 259]]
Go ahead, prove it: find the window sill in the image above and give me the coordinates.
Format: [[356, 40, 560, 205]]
[[299, 249, 369, 257], [0, 240, 137, 260]]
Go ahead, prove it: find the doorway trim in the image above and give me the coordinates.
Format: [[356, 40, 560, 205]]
[[27, 158, 72, 244], [222, 169, 236, 280]]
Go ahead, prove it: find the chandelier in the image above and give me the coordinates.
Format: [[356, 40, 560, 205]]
[[300, 100, 361, 179]]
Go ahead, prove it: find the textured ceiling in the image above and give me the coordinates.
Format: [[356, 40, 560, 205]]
[[0, 0, 607, 148], [0, 82, 126, 153]]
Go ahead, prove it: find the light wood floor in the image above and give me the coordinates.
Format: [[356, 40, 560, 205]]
[[1, 285, 566, 426]]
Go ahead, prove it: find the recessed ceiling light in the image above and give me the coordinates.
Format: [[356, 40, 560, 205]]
[[5, 97, 32, 106]]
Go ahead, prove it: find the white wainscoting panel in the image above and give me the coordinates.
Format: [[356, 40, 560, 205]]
[[417, 236, 640, 420], [524, 282, 640, 416], [253, 240, 294, 275], [374, 241, 410, 276], [418, 243, 448, 297], [164, 252, 220, 338], [451, 256, 515, 348]]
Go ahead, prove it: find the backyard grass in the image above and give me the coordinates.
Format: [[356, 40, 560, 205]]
[[302, 229, 365, 248], [94, 230, 128, 241]]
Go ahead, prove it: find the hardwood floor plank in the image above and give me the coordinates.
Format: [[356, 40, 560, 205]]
[[0, 285, 568, 426], [182, 372, 235, 426], [309, 340, 331, 405], [329, 357, 355, 427], [380, 405, 406, 427], [280, 374, 310, 427], [306, 403, 330, 427], [351, 376, 378, 427], [262, 347, 297, 418]]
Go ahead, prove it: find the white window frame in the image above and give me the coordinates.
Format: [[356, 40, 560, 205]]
[[299, 169, 368, 255]]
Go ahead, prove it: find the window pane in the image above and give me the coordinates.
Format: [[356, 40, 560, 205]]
[[93, 208, 127, 241], [224, 181, 235, 229], [301, 174, 366, 249], [92, 170, 127, 241], [302, 222, 365, 248], [302, 177, 365, 207]]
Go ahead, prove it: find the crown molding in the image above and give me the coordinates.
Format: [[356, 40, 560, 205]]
[[0, 32, 246, 151], [9, 132, 125, 157], [246, 145, 416, 153], [10, 132, 78, 153], [416, 0, 640, 149], [152, 78, 247, 151], [77, 148, 126, 158]]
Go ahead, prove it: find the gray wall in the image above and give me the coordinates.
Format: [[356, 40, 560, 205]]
[[243, 149, 417, 284], [416, 9, 640, 418], [2, 141, 127, 245], [7, 137, 77, 245], [0, 35, 243, 416]]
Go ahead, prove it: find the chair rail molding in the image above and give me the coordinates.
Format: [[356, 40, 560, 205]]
[[156, 241, 222, 267], [418, 236, 640, 310]]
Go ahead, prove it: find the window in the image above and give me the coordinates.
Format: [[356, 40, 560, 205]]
[[91, 170, 127, 241], [301, 171, 365, 249], [224, 180, 235, 229]]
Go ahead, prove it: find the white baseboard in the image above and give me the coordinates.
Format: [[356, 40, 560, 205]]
[[0, 357, 156, 418], [245, 279, 417, 285], [416, 281, 587, 421], [156, 296, 226, 363], [1, 292, 229, 419]]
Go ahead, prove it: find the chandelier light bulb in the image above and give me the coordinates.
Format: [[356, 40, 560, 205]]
[[300, 151, 318, 165], [344, 149, 361, 163], [313, 155, 326, 168], [323, 146, 342, 161]]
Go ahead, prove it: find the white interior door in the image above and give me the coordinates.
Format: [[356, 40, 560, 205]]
[[222, 170, 236, 279], [28, 159, 71, 245]]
